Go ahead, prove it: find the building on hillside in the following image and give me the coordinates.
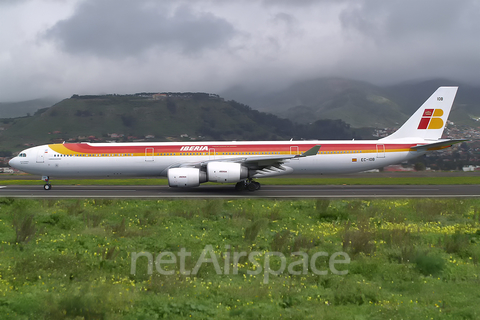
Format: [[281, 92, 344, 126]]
[[462, 165, 480, 172], [153, 93, 167, 100]]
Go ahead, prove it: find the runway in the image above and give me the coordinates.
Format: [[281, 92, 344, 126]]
[[1, 184, 480, 198]]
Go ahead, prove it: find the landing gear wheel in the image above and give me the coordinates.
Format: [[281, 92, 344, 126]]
[[42, 176, 51, 190], [245, 179, 261, 192], [235, 181, 246, 191]]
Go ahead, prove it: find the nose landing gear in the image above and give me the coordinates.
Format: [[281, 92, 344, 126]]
[[42, 176, 52, 190]]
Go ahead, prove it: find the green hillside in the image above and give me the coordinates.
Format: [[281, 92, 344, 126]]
[[0, 98, 59, 118], [223, 78, 480, 128], [223, 78, 407, 127], [386, 79, 480, 128], [295, 87, 405, 128], [0, 93, 358, 153]]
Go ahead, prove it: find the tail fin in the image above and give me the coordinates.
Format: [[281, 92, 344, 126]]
[[381, 87, 458, 141]]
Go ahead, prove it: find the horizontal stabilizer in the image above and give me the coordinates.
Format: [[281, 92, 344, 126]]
[[410, 139, 468, 151]]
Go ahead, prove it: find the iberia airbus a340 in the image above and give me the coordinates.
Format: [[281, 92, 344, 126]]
[[9, 87, 465, 191]]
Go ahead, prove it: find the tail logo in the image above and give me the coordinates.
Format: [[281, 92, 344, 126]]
[[418, 109, 444, 129]]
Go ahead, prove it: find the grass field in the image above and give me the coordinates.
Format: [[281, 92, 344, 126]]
[[1, 198, 480, 319]]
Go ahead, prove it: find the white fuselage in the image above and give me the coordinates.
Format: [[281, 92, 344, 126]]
[[9, 140, 425, 178]]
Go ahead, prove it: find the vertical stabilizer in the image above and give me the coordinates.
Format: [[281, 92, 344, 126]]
[[381, 87, 458, 141]]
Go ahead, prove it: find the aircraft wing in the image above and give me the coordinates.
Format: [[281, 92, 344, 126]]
[[410, 139, 468, 151], [222, 145, 320, 168], [161, 145, 320, 176]]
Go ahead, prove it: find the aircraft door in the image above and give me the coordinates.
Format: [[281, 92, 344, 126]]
[[376, 144, 385, 158], [290, 146, 299, 160], [145, 148, 154, 161], [209, 148, 215, 160]]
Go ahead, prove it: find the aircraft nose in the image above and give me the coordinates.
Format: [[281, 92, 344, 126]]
[[8, 157, 18, 168]]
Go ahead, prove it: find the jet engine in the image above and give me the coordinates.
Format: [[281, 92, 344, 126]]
[[167, 168, 207, 187], [207, 162, 249, 183]]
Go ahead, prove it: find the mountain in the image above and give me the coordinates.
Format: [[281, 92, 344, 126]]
[[0, 93, 358, 152], [0, 98, 60, 118], [385, 79, 480, 127], [222, 78, 480, 128]]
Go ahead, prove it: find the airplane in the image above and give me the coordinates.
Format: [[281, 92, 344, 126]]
[[8, 87, 466, 191]]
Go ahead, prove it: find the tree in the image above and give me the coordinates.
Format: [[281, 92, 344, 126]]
[[121, 114, 136, 127], [414, 162, 426, 171], [166, 99, 177, 114]]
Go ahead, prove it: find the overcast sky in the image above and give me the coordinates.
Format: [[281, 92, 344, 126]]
[[1, 0, 479, 101]]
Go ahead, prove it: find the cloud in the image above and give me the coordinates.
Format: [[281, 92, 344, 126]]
[[339, 0, 479, 42], [261, 0, 340, 7], [332, 0, 480, 84], [0, 0, 28, 6], [45, 0, 237, 58], [1, 0, 480, 102]]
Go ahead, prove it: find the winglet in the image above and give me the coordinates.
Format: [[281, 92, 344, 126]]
[[297, 145, 321, 157]]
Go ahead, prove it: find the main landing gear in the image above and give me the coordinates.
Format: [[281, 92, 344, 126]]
[[235, 179, 261, 192], [42, 176, 52, 190]]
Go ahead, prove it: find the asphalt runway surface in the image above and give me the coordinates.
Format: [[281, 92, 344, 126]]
[[1, 184, 480, 198]]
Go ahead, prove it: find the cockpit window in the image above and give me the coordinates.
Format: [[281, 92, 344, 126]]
[[18, 153, 27, 157]]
